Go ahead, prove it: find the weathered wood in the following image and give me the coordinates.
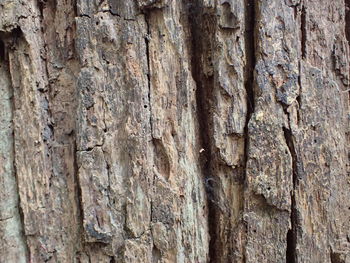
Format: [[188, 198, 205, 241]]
[[0, 0, 349, 262]]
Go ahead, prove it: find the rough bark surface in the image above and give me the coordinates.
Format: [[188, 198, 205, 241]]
[[0, 0, 349, 262]]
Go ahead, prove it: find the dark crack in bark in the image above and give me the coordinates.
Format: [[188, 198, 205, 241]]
[[301, 5, 307, 59], [187, 2, 217, 261], [283, 126, 298, 263], [243, 0, 256, 168], [345, 0, 350, 43]]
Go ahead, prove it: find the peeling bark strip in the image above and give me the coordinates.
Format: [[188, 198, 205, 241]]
[[0, 0, 349, 262]]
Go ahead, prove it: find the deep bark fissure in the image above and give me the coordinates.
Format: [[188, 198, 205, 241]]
[[284, 4, 307, 259], [242, 2, 256, 259], [243, 0, 256, 165], [143, 12, 152, 136], [242, 6, 256, 255], [345, 0, 350, 43], [11, 75, 30, 263], [283, 120, 297, 186], [16, 193, 30, 260], [70, 0, 85, 246], [37, 0, 44, 19], [73, 140, 84, 249], [283, 126, 298, 263], [296, 62, 302, 124], [301, 5, 307, 59], [187, 2, 217, 261], [284, 4, 308, 259], [12, 101, 31, 258], [0, 38, 5, 60]]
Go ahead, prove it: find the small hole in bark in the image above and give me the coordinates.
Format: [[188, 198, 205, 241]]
[[144, 105, 148, 108]]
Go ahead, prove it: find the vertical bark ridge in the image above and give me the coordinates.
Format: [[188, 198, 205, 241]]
[[293, 0, 350, 261], [243, 0, 301, 261], [1, 1, 82, 261], [10, 33, 30, 258], [8, 26, 51, 261], [143, 2, 210, 261], [0, 32, 29, 263], [41, 0, 82, 259]]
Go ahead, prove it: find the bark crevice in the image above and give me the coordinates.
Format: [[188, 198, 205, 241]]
[[187, 2, 217, 261], [74, 139, 85, 246], [345, 0, 350, 43], [301, 5, 307, 59], [283, 126, 298, 263], [243, 0, 256, 167], [143, 12, 152, 137]]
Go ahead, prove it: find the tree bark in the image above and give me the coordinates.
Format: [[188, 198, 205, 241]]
[[0, 0, 349, 262]]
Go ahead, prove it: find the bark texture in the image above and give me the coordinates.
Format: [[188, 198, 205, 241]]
[[0, 0, 349, 262]]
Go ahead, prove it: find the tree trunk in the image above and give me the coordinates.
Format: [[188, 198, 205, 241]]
[[0, 0, 349, 262]]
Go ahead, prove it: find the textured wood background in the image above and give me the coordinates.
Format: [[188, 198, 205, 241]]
[[0, 0, 349, 262]]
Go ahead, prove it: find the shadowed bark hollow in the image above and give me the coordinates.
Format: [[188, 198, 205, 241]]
[[0, 0, 349, 262]]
